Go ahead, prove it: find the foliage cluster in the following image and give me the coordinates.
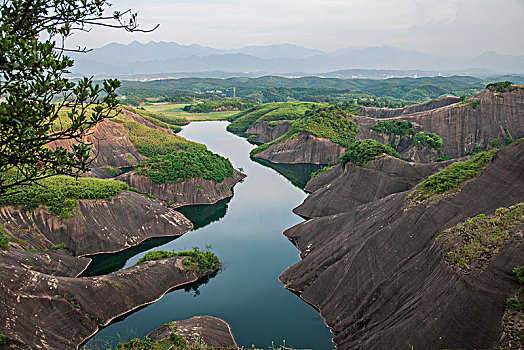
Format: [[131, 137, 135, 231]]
[[486, 81, 513, 93], [227, 102, 320, 134], [0, 0, 142, 194], [0, 229, 8, 249], [436, 204, 523, 272], [183, 98, 254, 113], [137, 247, 220, 273], [0, 175, 129, 217], [289, 106, 360, 148], [310, 165, 336, 180], [370, 120, 415, 137], [338, 139, 400, 167], [118, 86, 220, 106], [412, 132, 443, 150], [408, 151, 494, 202], [113, 113, 203, 157], [136, 148, 234, 185]]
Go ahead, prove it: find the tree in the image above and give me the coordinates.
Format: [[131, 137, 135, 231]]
[[0, 0, 156, 194]]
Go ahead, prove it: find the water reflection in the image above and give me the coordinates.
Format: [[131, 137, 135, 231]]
[[176, 196, 231, 230], [253, 159, 325, 189]]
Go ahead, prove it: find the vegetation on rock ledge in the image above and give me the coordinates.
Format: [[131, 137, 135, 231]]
[[408, 150, 494, 203], [136, 148, 234, 185], [436, 203, 523, 272], [339, 139, 400, 167], [137, 247, 220, 273], [412, 132, 443, 150], [0, 175, 129, 218]]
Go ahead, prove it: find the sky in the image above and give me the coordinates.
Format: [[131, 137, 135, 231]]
[[69, 0, 524, 58]]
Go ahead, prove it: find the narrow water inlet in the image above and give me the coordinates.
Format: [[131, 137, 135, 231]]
[[84, 121, 334, 350]]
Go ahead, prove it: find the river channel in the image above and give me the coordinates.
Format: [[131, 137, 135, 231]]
[[84, 121, 334, 349]]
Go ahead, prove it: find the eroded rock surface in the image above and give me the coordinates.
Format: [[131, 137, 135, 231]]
[[245, 120, 292, 144], [117, 170, 246, 208], [148, 315, 237, 348], [296, 155, 455, 218], [0, 191, 193, 256], [280, 140, 524, 349], [0, 257, 214, 349], [253, 133, 345, 165]]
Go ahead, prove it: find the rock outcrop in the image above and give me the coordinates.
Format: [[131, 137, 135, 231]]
[[50, 119, 144, 178], [117, 170, 246, 208], [280, 140, 524, 349], [0, 256, 216, 349], [148, 315, 237, 348], [253, 133, 345, 165], [357, 96, 461, 118], [354, 88, 524, 161], [0, 191, 193, 256], [245, 120, 292, 144], [296, 155, 454, 219]]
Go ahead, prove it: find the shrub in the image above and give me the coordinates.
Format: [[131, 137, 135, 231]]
[[408, 151, 494, 202], [486, 81, 513, 93], [0, 334, 5, 345], [136, 148, 234, 185], [506, 298, 522, 312], [137, 247, 220, 273], [514, 265, 524, 284], [413, 132, 443, 150], [0, 229, 8, 250], [370, 120, 414, 137], [339, 139, 400, 167]]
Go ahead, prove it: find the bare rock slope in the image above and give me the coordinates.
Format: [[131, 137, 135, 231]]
[[280, 140, 524, 349]]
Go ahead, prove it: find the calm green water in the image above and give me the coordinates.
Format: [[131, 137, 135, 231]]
[[84, 121, 334, 350]]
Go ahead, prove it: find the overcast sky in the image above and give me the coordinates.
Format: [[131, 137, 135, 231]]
[[69, 0, 524, 58]]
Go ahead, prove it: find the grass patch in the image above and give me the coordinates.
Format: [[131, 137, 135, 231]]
[[227, 102, 320, 134], [136, 148, 234, 185], [310, 165, 336, 180], [123, 106, 183, 132], [0, 175, 129, 217], [142, 103, 234, 122], [113, 112, 204, 157], [137, 247, 219, 273], [339, 139, 400, 167], [408, 151, 494, 202], [436, 203, 523, 272]]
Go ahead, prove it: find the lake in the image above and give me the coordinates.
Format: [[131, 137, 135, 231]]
[[84, 121, 333, 350]]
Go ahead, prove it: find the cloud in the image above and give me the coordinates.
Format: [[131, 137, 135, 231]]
[[67, 0, 524, 57]]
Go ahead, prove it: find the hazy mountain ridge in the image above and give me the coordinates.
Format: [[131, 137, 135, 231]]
[[70, 41, 524, 76]]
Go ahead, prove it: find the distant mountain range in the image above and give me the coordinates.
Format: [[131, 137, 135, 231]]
[[69, 41, 524, 78]]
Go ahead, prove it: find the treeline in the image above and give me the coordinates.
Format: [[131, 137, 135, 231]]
[[182, 99, 255, 113], [119, 75, 487, 104]]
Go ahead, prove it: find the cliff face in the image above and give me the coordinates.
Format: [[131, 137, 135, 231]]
[[50, 119, 144, 178], [0, 191, 193, 256], [0, 256, 213, 349], [245, 120, 291, 144], [357, 96, 461, 118], [117, 170, 246, 208], [355, 88, 524, 160], [280, 140, 524, 350], [296, 156, 454, 219], [253, 133, 345, 165]]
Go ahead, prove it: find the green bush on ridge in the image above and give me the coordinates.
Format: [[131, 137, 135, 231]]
[[136, 148, 234, 185], [338, 139, 400, 167], [0, 175, 129, 217], [413, 132, 443, 150], [408, 150, 494, 202], [137, 247, 220, 273]]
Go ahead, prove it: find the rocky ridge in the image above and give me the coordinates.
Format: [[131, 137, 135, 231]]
[[280, 140, 524, 349]]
